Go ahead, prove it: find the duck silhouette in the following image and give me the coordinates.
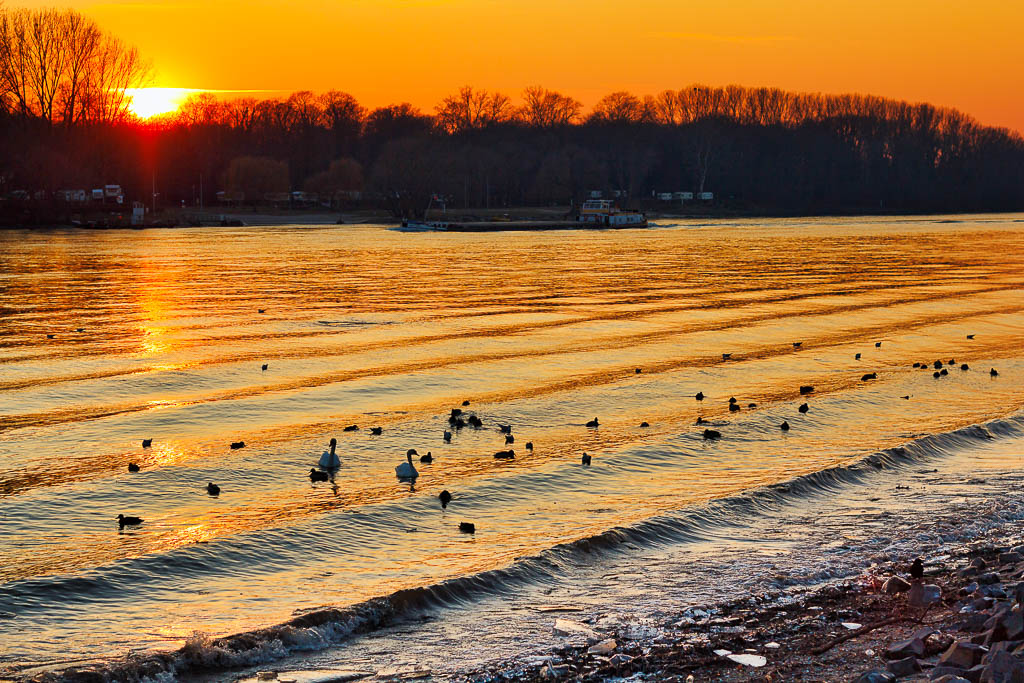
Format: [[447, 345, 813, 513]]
[[525, 441, 534, 450], [581, 453, 592, 465], [443, 430, 452, 442], [505, 434, 514, 445], [780, 421, 790, 431], [206, 483, 220, 496], [798, 403, 809, 413], [585, 418, 599, 428], [439, 490, 452, 508], [127, 463, 140, 473], [230, 441, 245, 450], [370, 426, 383, 435], [142, 439, 152, 448], [702, 429, 722, 440], [419, 452, 433, 463], [459, 522, 476, 534], [695, 391, 704, 401], [309, 468, 329, 482], [117, 514, 143, 528]]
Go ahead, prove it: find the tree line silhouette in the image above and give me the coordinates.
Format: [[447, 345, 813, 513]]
[[2, 6, 1023, 221]]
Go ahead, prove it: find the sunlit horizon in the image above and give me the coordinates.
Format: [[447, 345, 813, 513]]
[[124, 87, 194, 119]]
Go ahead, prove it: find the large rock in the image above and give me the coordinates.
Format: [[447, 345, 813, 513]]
[[909, 583, 943, 607], [999, 553, 1024, 565], [980, 649, 1024, 682], [884, 576, 912, 594], [886, 656, 920, 677], [887, 637, 926, 659], [940, 641, 988, 669], [587, 639, 617, 655]]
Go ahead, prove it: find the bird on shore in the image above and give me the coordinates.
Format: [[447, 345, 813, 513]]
[[910, 558, 924, 580], [459, 522, 476, 534], [439, 490, 452, 509], [206, 482, 220, 496], [142, 439, 152, 448], [581, 453, 592, 465], [780, 421, 790, 431], [261, 363, 268, 371], [370, 426, 383, 435], [695, 392, 705, 401], [319, 438, 340, 468], [585, 418, 599, 428], [117, 514, 143, 528], [443, 430, 452, 443], [128, 463, 140, 472], [798, 403, 809, 413], [396, 452, 418, 479], [525, 441, 534, 451], [505, 434, 515, 445], [230, 441, 246, 449], [309, 468, 328, 482]]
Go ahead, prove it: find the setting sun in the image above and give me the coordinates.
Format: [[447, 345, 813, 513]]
[[125, 87, 192, 119]]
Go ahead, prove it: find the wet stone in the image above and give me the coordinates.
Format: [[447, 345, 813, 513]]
[[939, 641, 987, 669], [886, 656, 921, 677], [910, 583, 943, 607], [887, 637, 926, 659]]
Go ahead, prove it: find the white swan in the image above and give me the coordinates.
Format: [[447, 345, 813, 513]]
[[318, 438, 340, 468], [395, 452, 418, 479]]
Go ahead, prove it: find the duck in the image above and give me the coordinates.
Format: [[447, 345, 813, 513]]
[[451, 417, 467, 429], [206, 482, 221, 496], [934, 360, 943, 369], [46, 334, 55, 339], [696, 416, 706, 425], [142, 438, 152, 448], [498, 424, 512, 434], [525, 441, 534, 451], [798, 403, 809, 414], [585, 418, 599, 428], [780, 421, 790, 431], [635, 367, 642, 374], [855, 353, 862, 360], [309, 468, 329, 482], [459, 522, 476, 534], [729, 403, 740, 412], [722, 353, 731, 359], [439, 490, 452, 508], [462, 400, 470, 406], [370, 426, 383, 435], [450, 408, 463, 418], [230, 441, 246, 450], [342, 425, 359, 432], [505, 434, 515, 445], [117, 514, 143, 528], [913, 362, 921, 368], [728, 397, 737, 404], [639, 421, 650, 428], [258, 308, 265, 313], [948, 359, 956, 365], [319, 438, 340, 468], [702, 429, 722, 440], [494, 450, 515, 460], [443, 430, 452, 443], [799, 385, 814, 395], [581, 453, 592, 466], [940, 368, 948, 376], [467, 415, 483, 428], [933, 371, 941, 378], [875, 341, 882, 348], [261, 363, 268, 371], [128, 463, 140, 472], [396, 452, 418, 479], [695, 391, 705, 401], [861, 372, 877, 381], [419, 452, 433, 463], [991, 368, 1000, 376], [901, 395, 910, 399], [967, 334, 975, 339], [792, 341, 802, 348], [960, 364, 969, 371]]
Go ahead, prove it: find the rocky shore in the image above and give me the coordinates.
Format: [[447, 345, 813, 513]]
[[458, 531, 1024, 682]]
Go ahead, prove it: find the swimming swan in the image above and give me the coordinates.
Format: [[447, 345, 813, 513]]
[[319, 438, 340, 468], [396, 452, 418, 479]]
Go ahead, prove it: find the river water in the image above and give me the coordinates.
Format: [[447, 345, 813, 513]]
[[1, 215, 1023, 680]]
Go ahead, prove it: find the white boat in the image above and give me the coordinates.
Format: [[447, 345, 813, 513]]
[[394, 219, 448, 232], [576, 200, 647, 227]]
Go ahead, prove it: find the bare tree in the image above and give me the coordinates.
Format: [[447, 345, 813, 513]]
[[435, 86, 512, 134], [518, 86, 581, 127], [588, 91, 643, 124]]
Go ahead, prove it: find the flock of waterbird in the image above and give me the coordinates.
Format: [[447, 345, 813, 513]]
[[117, 334, 999, 533]]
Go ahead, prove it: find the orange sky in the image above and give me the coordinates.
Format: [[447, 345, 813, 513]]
[[12, 0, 1024, 132]]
